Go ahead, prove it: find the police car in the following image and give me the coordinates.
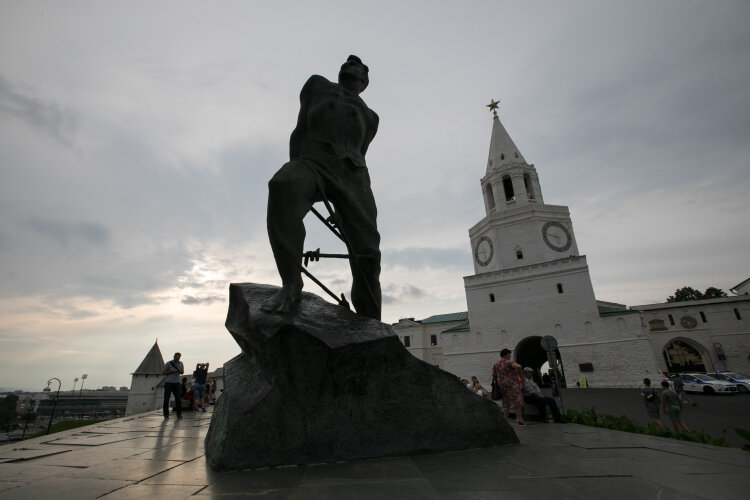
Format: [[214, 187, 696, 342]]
[[712, 372, 750, 394], [679, 373, 738, 394]]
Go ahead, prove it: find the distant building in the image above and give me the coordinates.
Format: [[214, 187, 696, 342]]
[[394, 109, 750, 388], [35, 390, 128, 418], [125, 341, 166, 416], [732, 278, 750, 296]]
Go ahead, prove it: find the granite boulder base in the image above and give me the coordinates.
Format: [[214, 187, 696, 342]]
[[205, 283, 518, 471]]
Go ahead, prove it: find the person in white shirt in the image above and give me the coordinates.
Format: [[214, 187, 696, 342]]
[[162, 352, 184, 420], [522, 367, 564, 423]]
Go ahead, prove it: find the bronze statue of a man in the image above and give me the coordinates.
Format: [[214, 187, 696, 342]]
[[262, 55, 382, 320]]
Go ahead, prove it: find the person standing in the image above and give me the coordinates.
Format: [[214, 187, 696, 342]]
[[640, 378, 666, 430], [193, 362, 209, 412], [493, 349, 526, 425], [522, 367, 564, 423], [661, 380, 688, 433], [162, 352, 184, 420]]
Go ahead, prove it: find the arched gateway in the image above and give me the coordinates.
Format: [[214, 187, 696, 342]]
[[515, 336, 566, 387], [663, 338, 712, 373]]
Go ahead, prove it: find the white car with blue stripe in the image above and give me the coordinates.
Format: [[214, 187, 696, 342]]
[[712, 372, 750, 394], [679, 373, 738, 394]]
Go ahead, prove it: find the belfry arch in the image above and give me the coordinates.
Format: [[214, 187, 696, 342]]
[[515, 336, 566, 387], [663, 337, 712, 373]]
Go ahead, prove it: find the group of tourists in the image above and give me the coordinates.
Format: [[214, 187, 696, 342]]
[[461, 349, 565, 426], [491, 348, 565, 425], [162, 352, 216, 420], [640, 376, 693, 433]]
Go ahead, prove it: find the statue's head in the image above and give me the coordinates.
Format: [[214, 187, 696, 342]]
[[339, 54, 369, 94]]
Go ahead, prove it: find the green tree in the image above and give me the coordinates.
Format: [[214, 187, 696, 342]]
[[703, 287, 728, 299], [666, 286, 728, 303], [667, 286, 703, 303]]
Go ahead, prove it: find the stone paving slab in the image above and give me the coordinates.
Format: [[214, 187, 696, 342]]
[[100, 484, 206, 499], [0, 476, 133, 500], [0, 408, 747, 499], [0, 446, 74, 461]]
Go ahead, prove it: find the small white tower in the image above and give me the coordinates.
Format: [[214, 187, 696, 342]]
[[125, 341, 165, 416]]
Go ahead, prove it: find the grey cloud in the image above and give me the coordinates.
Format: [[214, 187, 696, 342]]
[[181, 295, 226, 305], [382, 283, 429, 304], [64, 308, 99, 320], [0, 75, 76, 147], [178, 279, 228, 290], [26, 217, 110, 248], [382, 247, 471, 271]]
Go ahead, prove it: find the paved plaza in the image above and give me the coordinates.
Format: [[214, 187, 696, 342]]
[[0, 407, 748, 499]]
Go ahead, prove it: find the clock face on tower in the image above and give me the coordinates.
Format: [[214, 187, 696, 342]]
[[474, 236, 494, 266], [542, 221, 572, 252]]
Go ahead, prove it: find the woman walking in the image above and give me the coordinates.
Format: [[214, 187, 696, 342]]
[[493, 348, 526, 425]]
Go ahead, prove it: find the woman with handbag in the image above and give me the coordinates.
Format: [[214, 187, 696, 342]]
[[493, 349, 526, 425]]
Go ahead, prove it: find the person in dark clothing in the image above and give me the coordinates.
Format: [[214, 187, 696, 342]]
[[640, 377, 667, 430], [193, 362, 209, 412]]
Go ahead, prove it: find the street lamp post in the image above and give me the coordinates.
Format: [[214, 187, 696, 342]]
[[46, 378, 61, 435], [77, 374, 88, 419]]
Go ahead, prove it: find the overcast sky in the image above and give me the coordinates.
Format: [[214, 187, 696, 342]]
[[1, 1, 748, 391]]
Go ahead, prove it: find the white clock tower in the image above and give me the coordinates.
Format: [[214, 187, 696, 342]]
[[435, 102, 668, 388], [455, 102, 606, 379], [470, 103, 582, 274]]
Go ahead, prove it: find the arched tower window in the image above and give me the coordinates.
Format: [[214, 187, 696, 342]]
[[502, 175, 515, 201], [485, 183, 495, 211], [489, 293, 495, 302], [523, 173, 535, 200], [557, 283, 564, 293]]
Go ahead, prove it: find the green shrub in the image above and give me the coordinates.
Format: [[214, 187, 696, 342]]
[[567, 407, 746, 451], [736, 428, 750, 451]]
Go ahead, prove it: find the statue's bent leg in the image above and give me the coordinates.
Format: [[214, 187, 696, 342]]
[[333, 168, 382, 321], [263, 161, 318, 313]]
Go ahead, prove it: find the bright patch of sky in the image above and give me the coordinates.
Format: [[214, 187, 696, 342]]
[[1, 1, 748, 391]]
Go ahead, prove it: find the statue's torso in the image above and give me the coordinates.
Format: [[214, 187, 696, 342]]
[[297, 75, 377, 167]]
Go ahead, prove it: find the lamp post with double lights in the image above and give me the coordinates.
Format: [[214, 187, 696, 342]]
[[46, 378, 61, 435]]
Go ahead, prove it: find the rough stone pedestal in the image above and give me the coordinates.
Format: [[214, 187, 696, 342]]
[[205, 283, 518, 471]]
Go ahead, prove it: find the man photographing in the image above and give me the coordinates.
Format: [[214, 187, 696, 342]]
[[194, 362, 210, 412]]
